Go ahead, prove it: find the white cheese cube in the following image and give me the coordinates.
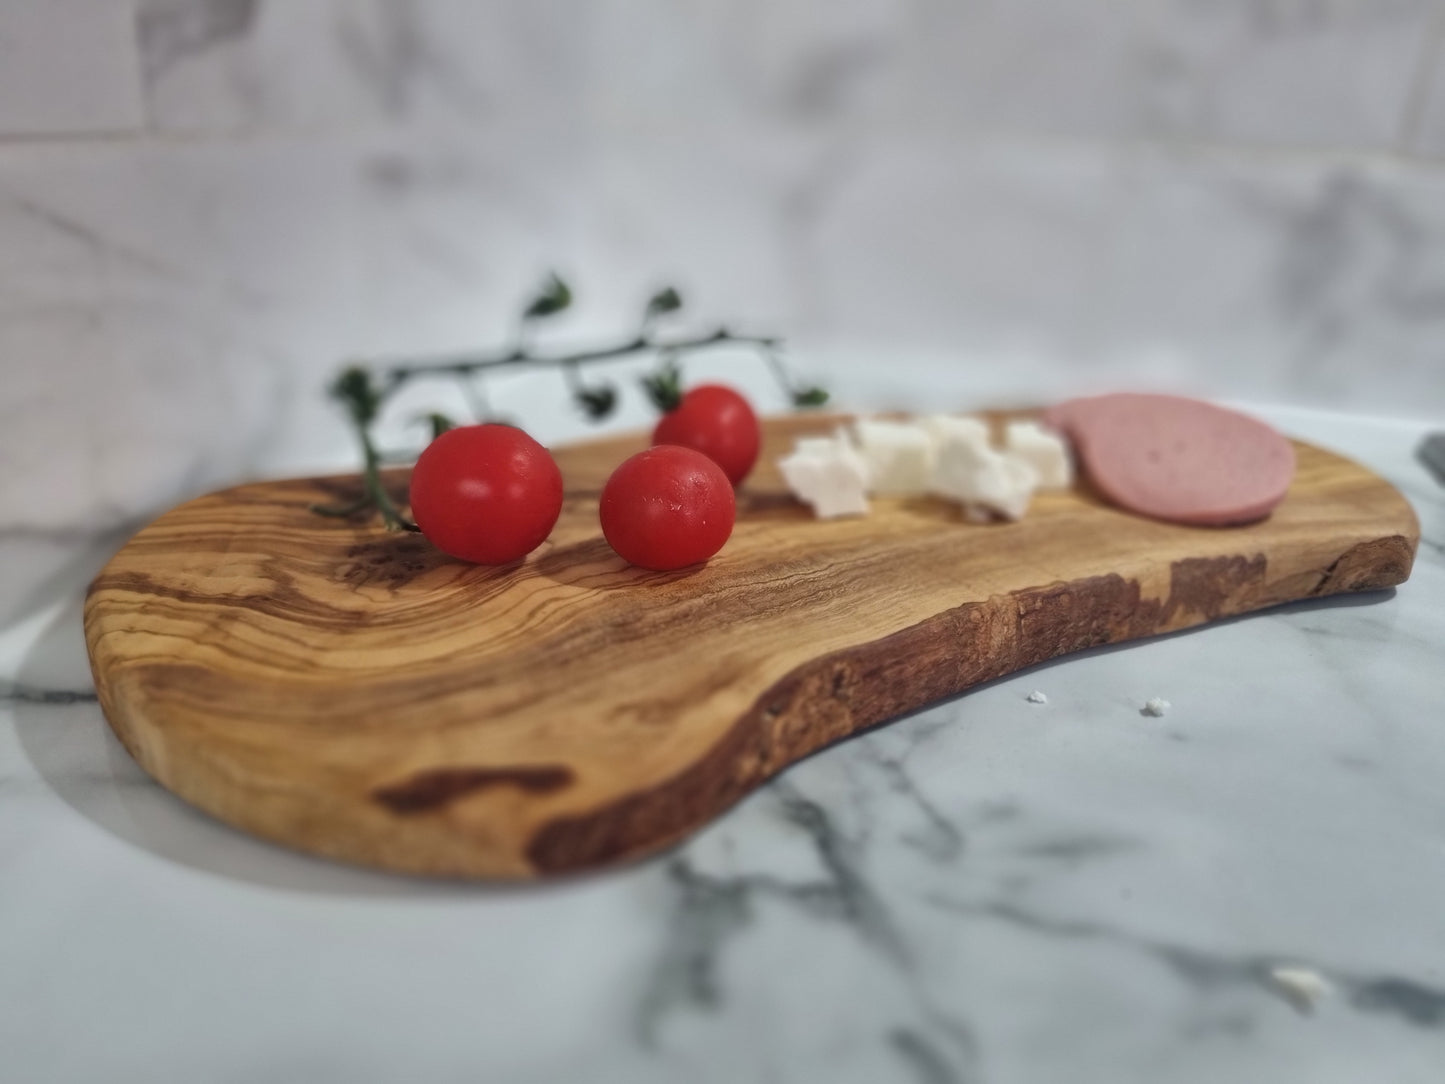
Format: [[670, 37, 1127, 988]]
[[792, 437, 842, 458], [1004, 420, 1072, 489], [778, 435, 869, 519], [932, 437, 1040, 521], [918, 414, 990, 451], [852, 419, 934, 495], [929, 432, 991, 498]]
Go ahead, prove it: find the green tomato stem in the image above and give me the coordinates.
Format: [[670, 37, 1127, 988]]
[[319, 302, 824, 531]]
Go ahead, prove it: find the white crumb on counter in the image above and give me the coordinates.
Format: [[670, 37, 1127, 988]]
[[777, 433, 869, 519], [852, 419, 934, 495], [1265, 966, 1333, 1014], [1004, 420, 1073, 489], [1141, 697, 1171, 717], [1025, 690, 1048, 704]]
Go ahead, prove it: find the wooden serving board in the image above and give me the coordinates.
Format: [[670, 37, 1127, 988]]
[[85, 413, 1418, 880]]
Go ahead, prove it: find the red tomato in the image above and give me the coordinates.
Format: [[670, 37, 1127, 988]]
[[600, 446, 735, 571], [409, 424, 563, 564], [651, 384, 760, 486]]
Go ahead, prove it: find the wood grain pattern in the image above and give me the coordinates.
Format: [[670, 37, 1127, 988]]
[[84, 413, 1419, 879]]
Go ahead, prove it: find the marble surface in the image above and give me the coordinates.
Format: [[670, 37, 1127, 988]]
[[0, 0, 144, 137], [2, 404, 1443, 1084], [9, 1, 1445, 551]]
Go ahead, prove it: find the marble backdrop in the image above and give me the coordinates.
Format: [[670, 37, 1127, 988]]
[[3, 0, 1445, 551]]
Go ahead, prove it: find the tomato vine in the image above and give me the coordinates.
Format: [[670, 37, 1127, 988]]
[[316, 274, 826, 529]]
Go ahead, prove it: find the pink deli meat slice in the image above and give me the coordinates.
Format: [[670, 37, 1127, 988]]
[[1043, 393, 1296, 526]]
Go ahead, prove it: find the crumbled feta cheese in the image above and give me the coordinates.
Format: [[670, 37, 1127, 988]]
[[852, 419, 934, 495], [792, 437, 841, 457], [783, 413, 1063, 524], [1266, 966, 1333, 1014], [1026, 690, 1048, 704], [1141, 697, 1171, 717], [919, 414, 990, 451], [1005, 420, 1073, 489], [777, 434, 870, 519], [932, 436, 1040, 521]]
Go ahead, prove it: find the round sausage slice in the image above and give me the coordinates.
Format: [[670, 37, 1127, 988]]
[[1044, 393, 1295, 526]]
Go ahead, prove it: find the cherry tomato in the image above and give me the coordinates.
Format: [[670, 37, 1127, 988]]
[[600, 446, 735, 571], [409, 424, 563, 564], [651, 384, 760, 486]]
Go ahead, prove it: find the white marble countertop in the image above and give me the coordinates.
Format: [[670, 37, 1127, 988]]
[[2, 405, 1443, 1084]]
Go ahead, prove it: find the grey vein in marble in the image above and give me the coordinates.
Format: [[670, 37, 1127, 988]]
[[926, 894, 1445, 1029], [857, 737, 967, 864], [1418, 433, 1445, 486], [3, 190, 191, 286], [334, 1, 487, 119], [637, 790, 909, 1044], [0, 183, 279, 313], [136, 0, 260, 83], [0, 683, 98, 706], [1350, 979, 1445, 1028], [888, 1026, 966, 1084], [784, 37, 889, 121], [638, 782, 981, 1081]]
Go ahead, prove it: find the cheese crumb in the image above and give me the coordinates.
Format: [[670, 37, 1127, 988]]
[[919, 414, 990, 450], [1026, 690, 1048, 704], [852, 419, 934, 495], [777, 434, 870, 519], [1141, 697, 1171, 717], [792, 436, 844, 457], [1265, 966, 1333, 1014], [1004, 420, 1073, 489], [932, 437, 1040, 521]]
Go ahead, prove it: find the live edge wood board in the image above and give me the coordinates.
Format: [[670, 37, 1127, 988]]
[[84, 413, 1419, 880]]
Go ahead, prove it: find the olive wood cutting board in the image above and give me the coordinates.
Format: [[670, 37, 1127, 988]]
[[84, 413, 1419, 879]]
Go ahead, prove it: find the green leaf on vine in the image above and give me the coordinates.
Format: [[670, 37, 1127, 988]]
[[791, 386, 829, 408], [425, 412, 454, 439], [524, 272, 573, 319], [641, 358, 683, 412], [575, 384, 618, 420], [645, 286, 682, 319], [330, 365, 381, 426]]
